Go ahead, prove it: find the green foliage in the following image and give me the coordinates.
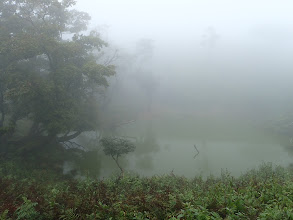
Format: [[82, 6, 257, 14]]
[[101, 137, 136, 157], [60, 208, 80, 220], [0, 209, 10, 220], [101, 137, 136, 174], [15, 197, 39, 220], [0, 0, 118, 175], [2, 156, 293, 219], [0, 125, 14, 137], [0, 0, 115, 147]]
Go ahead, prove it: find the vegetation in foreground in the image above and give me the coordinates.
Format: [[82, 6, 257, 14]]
[[1, 162, 293, 220]]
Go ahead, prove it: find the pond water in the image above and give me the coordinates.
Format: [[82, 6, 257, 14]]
[[99, 138, 292, 179], [73, 115, 293, 179]]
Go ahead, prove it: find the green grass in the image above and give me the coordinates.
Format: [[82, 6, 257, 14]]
[[1, 162, 293, 219]]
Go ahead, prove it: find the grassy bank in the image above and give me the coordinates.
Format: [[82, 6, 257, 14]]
[[1, 162, 293, 219]]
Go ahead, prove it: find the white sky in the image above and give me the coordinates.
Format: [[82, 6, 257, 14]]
[[72, 0, 293, 120], [73, 1, 293, 101], [74, 0, 293, 46]]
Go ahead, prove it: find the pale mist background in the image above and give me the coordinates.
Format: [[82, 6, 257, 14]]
[[70, 0, 293, 178]]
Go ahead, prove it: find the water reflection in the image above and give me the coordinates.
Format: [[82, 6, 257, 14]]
[[122, 138, 292, 178]]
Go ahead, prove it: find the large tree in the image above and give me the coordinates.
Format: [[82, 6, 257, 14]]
[[0, 0, 115, 152]]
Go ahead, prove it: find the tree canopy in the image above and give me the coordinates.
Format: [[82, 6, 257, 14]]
[[100, 136, 136, 174], [0, 0, 115, 149]]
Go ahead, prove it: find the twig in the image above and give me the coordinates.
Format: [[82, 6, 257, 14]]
[[103, 49, 118, 65], [193, 144, 199, 159], [62, 141, 85, 150], [170, 169, 175, 177]]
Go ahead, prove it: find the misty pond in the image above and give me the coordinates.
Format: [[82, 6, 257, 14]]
[[3, 0, 293, 218], [98, 142, 291, 179], [96, 117, 292, 179]]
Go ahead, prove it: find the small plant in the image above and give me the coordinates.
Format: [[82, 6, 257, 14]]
[[0, 209, 11, 220], [100, 136, 136, 176], [15, 197, 39, 220], [60, 208, 80, 220], [2, 160, 293, 219]]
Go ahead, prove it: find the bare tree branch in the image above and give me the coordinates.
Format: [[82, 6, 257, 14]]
[[62, 140, 85, 150], [57, 131, 82, 142], [103, 49, 118, 66], [193, 144, 200, 159]]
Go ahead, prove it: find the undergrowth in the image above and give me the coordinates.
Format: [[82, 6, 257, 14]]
[[1, 162, 293, 219]]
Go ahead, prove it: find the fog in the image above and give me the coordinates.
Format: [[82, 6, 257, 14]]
[[73, 0, 293, 177]]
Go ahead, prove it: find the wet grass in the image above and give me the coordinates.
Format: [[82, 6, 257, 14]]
[[1, 162, 293, 219]]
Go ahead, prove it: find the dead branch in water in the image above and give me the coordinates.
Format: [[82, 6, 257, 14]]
[[193, 144, 199, 159]]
